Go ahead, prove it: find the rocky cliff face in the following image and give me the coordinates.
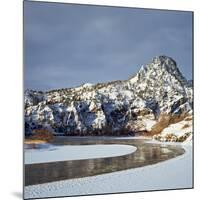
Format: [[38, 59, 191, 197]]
[[25, 56, 193, 141]]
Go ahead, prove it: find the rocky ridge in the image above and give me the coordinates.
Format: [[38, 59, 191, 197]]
[[25, 56, 193, 142]]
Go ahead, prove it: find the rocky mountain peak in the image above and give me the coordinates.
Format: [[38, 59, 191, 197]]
[[131, 55, 188, 92], [150, 55, 187, 84], [152, 55, 177, 66], [25, 56, 193, 139]]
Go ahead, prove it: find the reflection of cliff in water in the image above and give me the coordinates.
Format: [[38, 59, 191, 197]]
[[25, 138, 185, 186]]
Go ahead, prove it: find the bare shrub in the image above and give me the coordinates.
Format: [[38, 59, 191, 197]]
[[31, 129, 54, 142], [181, 124, 190, 129], [169, 113, 188, 124], [149, 114, 170, 135], [149, 112, 191, 136]]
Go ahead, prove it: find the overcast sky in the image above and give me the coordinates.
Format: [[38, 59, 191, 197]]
[[24, 1, 193, 91]]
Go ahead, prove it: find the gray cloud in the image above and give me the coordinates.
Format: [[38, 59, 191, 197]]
[[24, 1, 193, 91]]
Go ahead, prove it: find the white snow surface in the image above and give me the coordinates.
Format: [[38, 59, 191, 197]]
[[24, 143, 192, 199], [25, 144, 136, 164], [161, 119, 192, 137]]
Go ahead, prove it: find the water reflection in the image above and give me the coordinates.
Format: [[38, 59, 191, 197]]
[[25, 138, 185, 186]]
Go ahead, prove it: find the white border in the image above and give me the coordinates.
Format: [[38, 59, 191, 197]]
[[0, 0, 199, 200]]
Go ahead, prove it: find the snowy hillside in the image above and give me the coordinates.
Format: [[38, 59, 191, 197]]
[[24, 56, 193, 142]]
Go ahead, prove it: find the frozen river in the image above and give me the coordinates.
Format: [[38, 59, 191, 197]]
[[25, 137, 185, 186]]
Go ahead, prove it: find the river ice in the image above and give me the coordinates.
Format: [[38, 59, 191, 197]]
[[25, 144, 136, 164]]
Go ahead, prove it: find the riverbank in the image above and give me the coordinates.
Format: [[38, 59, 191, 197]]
[[24, 139, 47, 144]]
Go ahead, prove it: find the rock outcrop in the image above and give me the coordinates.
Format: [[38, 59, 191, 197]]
[[25, 56, 193, 141]]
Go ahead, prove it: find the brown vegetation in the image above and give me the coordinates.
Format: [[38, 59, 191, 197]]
[[181, 124, 190, 129], [149, 112, 190, 136], [177, 132, 191, 142], [24, 139, 47, 144], [153, 131, 191, 142], [165, 133, 178, 142], [29, 129, 54, 142], [169, 113, 188, 124], [149, 114, 170, 135]]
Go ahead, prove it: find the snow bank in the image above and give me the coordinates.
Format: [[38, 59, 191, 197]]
[[153, 118, 192, 142], [24, 144, 192, 199], [161, 120, 192, 137], [25, 144, 137, 164]]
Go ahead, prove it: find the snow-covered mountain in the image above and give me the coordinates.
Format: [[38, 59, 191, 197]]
[[25, 56, 193, 142]]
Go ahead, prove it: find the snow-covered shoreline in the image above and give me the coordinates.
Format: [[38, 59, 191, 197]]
[[25, 144, 137, 164], [24, 141, 192, 199]]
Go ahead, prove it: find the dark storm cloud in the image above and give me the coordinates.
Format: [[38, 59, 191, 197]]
[[24, 1, 193, 91]]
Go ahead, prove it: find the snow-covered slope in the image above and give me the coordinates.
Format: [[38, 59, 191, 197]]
[[25, 56, 193, 141]]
